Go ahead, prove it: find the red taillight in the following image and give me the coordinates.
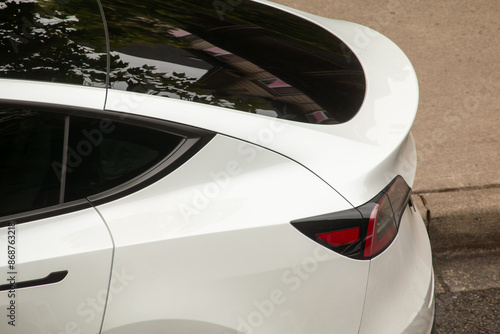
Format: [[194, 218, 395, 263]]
[[364, 196, 397, 257], [291, 176, 412, 260], [317, 228, 360, 246]]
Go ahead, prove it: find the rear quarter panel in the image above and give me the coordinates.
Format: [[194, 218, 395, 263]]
[[97, 134, 370, 334]]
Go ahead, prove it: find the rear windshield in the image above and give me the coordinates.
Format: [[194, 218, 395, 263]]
[[103, 0, 366, 124]]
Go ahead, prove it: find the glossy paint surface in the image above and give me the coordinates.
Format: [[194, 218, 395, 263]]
[[0, 208, 113, 333], [359, 207, 434, 334], [96, 134, 370, 334]]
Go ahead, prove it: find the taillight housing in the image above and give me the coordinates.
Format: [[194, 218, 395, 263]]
[[291, 176, 412, 260]]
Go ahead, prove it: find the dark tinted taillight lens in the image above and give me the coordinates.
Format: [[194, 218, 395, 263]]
[[291, 176, 412, 260]]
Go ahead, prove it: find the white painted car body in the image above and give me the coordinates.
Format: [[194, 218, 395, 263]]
[[0, 0, 434, 333]]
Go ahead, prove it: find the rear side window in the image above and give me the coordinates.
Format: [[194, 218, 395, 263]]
[[0, 108, 184, 217], [0, 110, 64, 216], [64, 116, 183, 202]]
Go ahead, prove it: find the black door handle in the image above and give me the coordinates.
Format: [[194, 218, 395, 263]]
[[0, 270, 68, 291]]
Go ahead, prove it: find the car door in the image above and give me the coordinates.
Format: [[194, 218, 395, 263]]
[[0, 210, 113, 334], [0, 106, 114, 334]]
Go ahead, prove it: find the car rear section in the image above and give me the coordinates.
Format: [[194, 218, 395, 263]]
[[101, 4, 434, 332], [264, 3, 436, 333], [100, 0, 434, 332]]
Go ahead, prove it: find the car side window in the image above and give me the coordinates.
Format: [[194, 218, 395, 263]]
[[63, 116, 183, 202], [0, 109, 65, 217], [0, 108, 185, 217]]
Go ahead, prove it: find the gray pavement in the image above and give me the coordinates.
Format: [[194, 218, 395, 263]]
[[435, 287, 499, 334], [276, 0, 500, 332]]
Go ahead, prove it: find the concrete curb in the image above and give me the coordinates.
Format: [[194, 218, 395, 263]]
[[412, 187, 500, 253]]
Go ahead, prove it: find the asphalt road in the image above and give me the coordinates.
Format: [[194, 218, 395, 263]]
[[274, 0, 500, 332]]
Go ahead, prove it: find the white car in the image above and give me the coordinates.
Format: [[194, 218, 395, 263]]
[[0, 0, 434, 333]]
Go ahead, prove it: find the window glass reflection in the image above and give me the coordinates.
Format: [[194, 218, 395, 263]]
[[102, 0, 366, 124], [0, 0, 366, 124], [0, 0, 107, 86]]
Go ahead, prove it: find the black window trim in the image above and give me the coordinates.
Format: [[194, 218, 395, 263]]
[[0, 100, 215, 227], [0, 200, 92, 228]]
